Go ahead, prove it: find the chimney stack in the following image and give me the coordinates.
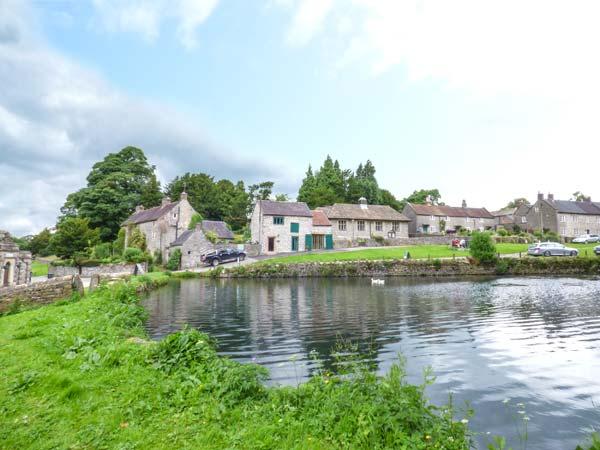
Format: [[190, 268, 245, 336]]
[[161, 196, 171, 207], [358, 197, 368, 209], [547, 193, 554, 202], [537, 192, 544, 201], [180, 191, 188, 202], [135, 205, 145, 213], [461, 199, 467, 208]]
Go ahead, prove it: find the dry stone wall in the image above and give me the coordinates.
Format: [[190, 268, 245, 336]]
[[0, 276, 84, 313], [48, 263, 140, 278]]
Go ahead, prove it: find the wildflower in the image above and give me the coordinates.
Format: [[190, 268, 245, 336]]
[[461, 418, 469, 424], [425, 435, 431, 440]]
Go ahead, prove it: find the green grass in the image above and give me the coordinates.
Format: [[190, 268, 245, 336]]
[[30, 261, 48, 277], [263, 243, 600, 265], [0, 280, 471, 449]]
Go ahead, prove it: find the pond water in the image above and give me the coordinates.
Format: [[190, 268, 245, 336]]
[[142, 276, 600, 449]]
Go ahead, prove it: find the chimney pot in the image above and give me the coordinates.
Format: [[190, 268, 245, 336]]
[[180, 191, 188, 201]]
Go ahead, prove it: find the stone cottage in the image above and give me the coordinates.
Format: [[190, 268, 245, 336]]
[[318, 197, 410, 247], [168, 220, 234, 269], [0, 230, 32, 287], [250, 200, 313, 254], [402, 201, 495, 234], [525, 193, 600, 238], [311, 210, 333, 250], [122, 192, 197, 261]]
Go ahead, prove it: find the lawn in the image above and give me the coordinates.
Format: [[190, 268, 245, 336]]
[[30, 261, 48, 277], [0, 279, 471, 449], [263, 243, 600, 264]]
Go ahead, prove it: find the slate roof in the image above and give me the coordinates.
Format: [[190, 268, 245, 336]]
[[547, 200, 600, 215], [258, 200, 312, 217], [201, 220, 234, 240], [170, 229, 193, 247], [491, 208, 517, 217], [312, 210, 331, 227], [123, 201, 178, 225], [318, 204, 410, 221], [408, 203, 494, 219]]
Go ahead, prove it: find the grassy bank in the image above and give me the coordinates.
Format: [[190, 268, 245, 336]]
[[0, 278, 471, 449], [263, 243, 599, 265]]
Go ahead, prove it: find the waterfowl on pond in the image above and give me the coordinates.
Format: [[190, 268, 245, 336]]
[[371, 278, 385, 285]]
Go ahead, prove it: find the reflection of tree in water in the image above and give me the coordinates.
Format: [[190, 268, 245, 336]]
[[142, 277, 600, 381]]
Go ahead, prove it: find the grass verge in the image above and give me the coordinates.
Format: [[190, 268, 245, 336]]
[[0, 279, 471, 449], [30, 261, 48, 277]]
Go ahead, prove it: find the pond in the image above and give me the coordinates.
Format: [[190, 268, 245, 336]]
[[143, 276, 600, 449]]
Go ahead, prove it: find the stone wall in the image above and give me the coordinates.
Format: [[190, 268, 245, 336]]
[[219, 257, 600, 279], [0, 275, 84, 313], [48, 263, 140, 278]]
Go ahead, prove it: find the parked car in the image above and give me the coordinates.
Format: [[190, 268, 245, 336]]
[[527, 242, 579, 257], [202, 248, 246, 267], [572, 234, 600, 243], [595, 245, 600, 256]]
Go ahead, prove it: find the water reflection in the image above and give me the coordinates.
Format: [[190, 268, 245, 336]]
[[143, 276, 600, 450]]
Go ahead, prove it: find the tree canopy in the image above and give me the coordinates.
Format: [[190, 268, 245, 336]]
[[60, 146, 162, 241], [504, 198, 530, 209], [49, 217, 100, 259]]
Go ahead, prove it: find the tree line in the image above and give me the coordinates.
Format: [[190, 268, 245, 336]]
[[23, 147, 446, 258]]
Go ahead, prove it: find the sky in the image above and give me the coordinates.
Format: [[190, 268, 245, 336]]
[[2, 0, 600, 236]]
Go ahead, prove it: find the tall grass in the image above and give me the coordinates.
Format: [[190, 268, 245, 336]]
[[0, 280, 472, 449]]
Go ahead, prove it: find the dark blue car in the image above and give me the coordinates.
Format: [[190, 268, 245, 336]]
[[202, 248, 246, 267]]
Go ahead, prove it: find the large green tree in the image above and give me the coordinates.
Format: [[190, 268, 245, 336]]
[[165, 173, 254, 231], [28, 229, 52, 256], [61, 147, 162, 241], [504, 198, 530, 209], [49, 217, 100, 259]]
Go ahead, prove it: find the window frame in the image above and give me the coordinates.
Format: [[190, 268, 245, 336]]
[[273, 216, 284, 225], [338, 220, 347, 231], [375, 221, 383, 232]]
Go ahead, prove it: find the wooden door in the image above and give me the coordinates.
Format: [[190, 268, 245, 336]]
[[268, 237, 275, 252], [3, 262, 10, 287]]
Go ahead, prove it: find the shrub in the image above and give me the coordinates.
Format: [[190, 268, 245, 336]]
[[153, 250, 163, 265], [371, 235, 385, 245], [128, 227, 147, 251], [113, 228, 126, 255], [432, 259, 442, 270], [123, 247, 144, 263], [166, 249, 182, 271], [205, 231, 218, 244], [91, 242, 112, 259], [497, 228, 508, 237], [470, 232, 498, 265]]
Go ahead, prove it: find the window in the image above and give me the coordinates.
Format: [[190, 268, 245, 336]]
[[375, 221, 383, 231], [393, 221, 400, 231], [521, 216, 527, 223], [338, 220, 347, 231], [290, 222, 299, 233], [430, 215, 435, 220], [357, 220, 365, 231], [273, 216, 284, 225], [560, 215, 566, 223]]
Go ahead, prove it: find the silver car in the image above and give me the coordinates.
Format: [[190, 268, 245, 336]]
[[595, 245, 600, 256], [528, 242, 579, 257], [572, 234, 600, 244]]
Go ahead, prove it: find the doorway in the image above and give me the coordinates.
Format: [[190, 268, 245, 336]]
[[268, 237, 275, 252], [312, 234, 325, 250], [2, 262, 11, 287], [291, 236, 299, 252]]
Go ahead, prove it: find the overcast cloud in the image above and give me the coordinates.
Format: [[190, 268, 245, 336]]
[[0, 0, 287, 236]]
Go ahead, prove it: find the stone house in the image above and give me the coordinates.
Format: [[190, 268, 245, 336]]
[[250, 200, 313, 254], [402, 201, 495, 234], [526, 193, 600, 238], [168, 220, 235, 269], [492, 207, 517, 230], [513, 204, 532, 231], [318, 198, 410, 246], [122, 192, 197, 261], [311, 210, 333, 250], [0, 230, 32, 287]]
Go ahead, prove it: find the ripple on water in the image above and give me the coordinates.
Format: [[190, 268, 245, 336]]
[[142, 276, 600, 450]]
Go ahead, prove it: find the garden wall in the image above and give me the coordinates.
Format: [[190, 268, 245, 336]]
[[0, 276, 84, 313], [219, 257, 600, 279], [48, 263, 141, 278]]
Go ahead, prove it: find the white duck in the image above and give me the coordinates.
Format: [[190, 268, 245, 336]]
[[371, 278, 385, 285]]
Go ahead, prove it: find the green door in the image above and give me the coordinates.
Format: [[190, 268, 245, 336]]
[[325, 234, 334, 250], [305, 234, 313, 251], [291, 236, 299, 251]]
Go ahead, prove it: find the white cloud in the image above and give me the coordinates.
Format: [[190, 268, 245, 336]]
[[0, 1, 287, 236], [283, 0, 335, 46], [92, 0, 220, 49]]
